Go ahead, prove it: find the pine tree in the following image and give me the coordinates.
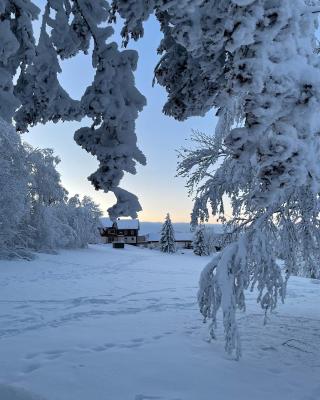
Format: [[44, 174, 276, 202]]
[[193, 226, 208, 256], [160, 213, 176, 254]]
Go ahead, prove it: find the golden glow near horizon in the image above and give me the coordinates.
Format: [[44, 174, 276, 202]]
[[138, 209, 190, 223], [24, 123, 228, 223]]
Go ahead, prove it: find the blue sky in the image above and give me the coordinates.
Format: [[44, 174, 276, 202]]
[[24, 10, 217, 222]]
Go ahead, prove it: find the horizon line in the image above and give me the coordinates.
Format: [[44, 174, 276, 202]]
[[101, 217, 221, 224]]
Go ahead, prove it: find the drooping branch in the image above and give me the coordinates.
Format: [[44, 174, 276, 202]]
[[8, 0, 147, 219]]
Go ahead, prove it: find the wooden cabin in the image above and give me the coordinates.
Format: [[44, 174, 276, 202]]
[[116, 219, 139, 245], [99, 218, 116, 243], [99, 218, 140, 245]]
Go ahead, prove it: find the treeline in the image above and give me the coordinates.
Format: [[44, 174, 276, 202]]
[[0, 119, 101, 259]]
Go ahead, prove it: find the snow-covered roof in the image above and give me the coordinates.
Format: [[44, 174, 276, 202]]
[[99, 218, 139, 230], [116, 219, 139, 230], [100, 218, 113, 228]]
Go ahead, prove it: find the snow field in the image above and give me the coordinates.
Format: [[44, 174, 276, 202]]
[[0, 245, 319, 400]]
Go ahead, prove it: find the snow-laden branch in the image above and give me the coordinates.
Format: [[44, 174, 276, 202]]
[[2, 0, 147, 219]]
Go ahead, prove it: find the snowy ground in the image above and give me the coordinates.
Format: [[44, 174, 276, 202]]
[[0, 245, 319, 400]]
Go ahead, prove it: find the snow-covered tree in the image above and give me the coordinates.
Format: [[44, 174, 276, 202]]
[[63, 195, 102, 248], [81, 196, 103, 244], [19, 144, 67, 251], [26, 144, 102, 251], [0, 123, 102, 256], [203, 226, 227, 254], [172, 1, 320, 357], [1, 0, 146, 219], [193, 226, 208, 256], [0, 119, 29, 258], [26, 194, 102, 251], [160, 213, 176, 254]]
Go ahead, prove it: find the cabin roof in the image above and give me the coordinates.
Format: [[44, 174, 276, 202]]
[[116, 219, 139, 230], [99, 218, 140, 230]]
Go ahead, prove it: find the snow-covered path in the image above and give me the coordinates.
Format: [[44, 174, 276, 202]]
[[0, 245, 319, 400]]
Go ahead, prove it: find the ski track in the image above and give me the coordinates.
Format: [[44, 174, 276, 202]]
[[0, 245, 319, 400]]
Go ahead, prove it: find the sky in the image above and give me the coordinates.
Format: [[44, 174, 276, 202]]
[[24, 8, 218, 223]]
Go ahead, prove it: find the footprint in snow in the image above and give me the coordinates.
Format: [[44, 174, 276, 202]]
[[92, 343, 116, 352], [22, 363, 42, 374], [25, 349, 65, 361], [268, 367, 282, 375], [134, 396, 182, 400], [44, 349, 65, 360], [24, 352, 38, 360], [14, 304, 29, 310], [131, 338, 144, 343], [261, 346, 277, 352]]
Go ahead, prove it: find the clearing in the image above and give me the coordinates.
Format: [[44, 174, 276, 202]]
[[0, 245, 319, 400]]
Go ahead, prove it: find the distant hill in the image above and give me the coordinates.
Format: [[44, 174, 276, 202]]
[[99, 218, 223, 236], [139, 222, 223, 235]]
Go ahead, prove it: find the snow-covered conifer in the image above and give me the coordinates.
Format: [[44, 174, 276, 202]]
[[160, 213, 176, 254], [193, 226, 208, 256]]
